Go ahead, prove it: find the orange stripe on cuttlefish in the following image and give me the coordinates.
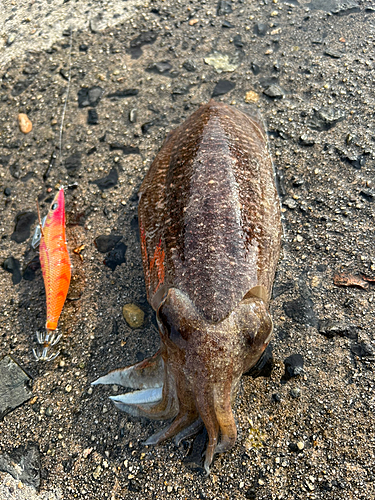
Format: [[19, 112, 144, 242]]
[[149, 239, 165, 293]]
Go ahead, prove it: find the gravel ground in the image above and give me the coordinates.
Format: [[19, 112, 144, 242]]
[[1, 0, 375, 499]]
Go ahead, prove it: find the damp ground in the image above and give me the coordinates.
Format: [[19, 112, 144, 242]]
[[0, 0, 375, 499]]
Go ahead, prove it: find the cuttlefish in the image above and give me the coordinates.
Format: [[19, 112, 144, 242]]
[[93, 101, 282, 473]]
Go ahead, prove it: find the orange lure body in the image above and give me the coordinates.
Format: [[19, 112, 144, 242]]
[[39, 189, 71, 343]]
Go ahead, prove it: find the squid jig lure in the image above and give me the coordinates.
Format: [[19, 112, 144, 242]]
[[33, 188, 71, 361]]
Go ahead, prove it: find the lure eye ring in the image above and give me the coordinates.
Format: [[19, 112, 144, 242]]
[[52, 202, 58, 210]]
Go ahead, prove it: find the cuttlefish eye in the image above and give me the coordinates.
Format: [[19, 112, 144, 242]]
[[52, 202, 58, 210], [157, 300, 189, 348]]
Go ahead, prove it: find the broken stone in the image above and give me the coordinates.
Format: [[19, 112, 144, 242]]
[[0, 356, 33, 420], [0, 443, 40, 489]]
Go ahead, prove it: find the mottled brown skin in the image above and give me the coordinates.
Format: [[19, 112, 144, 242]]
[[95, 101, 282, 473]]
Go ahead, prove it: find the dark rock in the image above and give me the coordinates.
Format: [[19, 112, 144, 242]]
[[90, 168, 118, 190], [360, 189, 375, 202], [79, 44, 89, 52], [104, 242, 127, 271], [284, 296, 318, 327], [65, 152, 81, 175], [0, 155, 11, 167], [341, 154, 367, 170], [11, 78, 34, 96], [147, 61, 172, 74], [172, 86, 189, 96], [263, 84, 285, 98], [77, 86, 104, 107], [307, 0, 360, 15], [109, 143, 140, 155], [272, 393, 281, 402], [21, 172, 38, 182], [318, 319, 357, 339], [94, 235, 123, 253], [324, 48, 342, 58], [86, 147, 97, 157], [183, 60, 197, 72], [0, 356, 33, 420], [233, 34, 244, 48], [217, 0, 233, 16], [128, 479, 142, 492], [309, 107, 345, 131], [88, 109, 99, 125], [106, 89, 139, 99], [129, 31, 158, 58], [130, 31, 158, 48], [244, 344, 274, 378], [2, 257, 22, 285], [59, 68, 69, 81], [254, 22, 267, 36], [245, 487, 257, 500], [250, 62, 261, 75], [222, 20, 234, 28], [289, 442, 304, 453], [9, 162, 21, 179], [351, 341, 374, 358], [11, 211, 37, 243], [23, 256, 41, 281], [0, 443, 40, 489], [4, 187, 11, 196], [273, 280, 294, 298], [283, 353, 304, 380], [141, 121, 158, 134], [212, 80, 236, 97]]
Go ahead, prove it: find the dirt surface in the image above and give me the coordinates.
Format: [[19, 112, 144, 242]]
[[1, 0, 375, 499]]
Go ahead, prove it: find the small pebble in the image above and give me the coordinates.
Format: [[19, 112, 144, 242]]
[[244, 90, 259, 103], [290, 387, 301, 398], [92, 465, 102, 479], [18, 113, 33, 134], [297, 441, 304, 451], [122, 303, 145, 328], [65, 384, 72, 393], [283, 198, 297, 210], [45, 406, 53, 417], [7, 33, 16, 46], [129, 109, 137, 123]]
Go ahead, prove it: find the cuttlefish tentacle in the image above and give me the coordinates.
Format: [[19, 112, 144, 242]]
[[144, 409, 199, 446], [195, 387, 220, 474], [173, 418, 204, 446], [213, 380, 237, 455]]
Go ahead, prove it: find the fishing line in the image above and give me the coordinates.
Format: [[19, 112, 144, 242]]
[[59, 29, 73, 168]]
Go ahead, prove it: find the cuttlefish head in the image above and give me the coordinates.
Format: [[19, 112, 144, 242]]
[[92, 288, 272, 473]]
